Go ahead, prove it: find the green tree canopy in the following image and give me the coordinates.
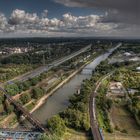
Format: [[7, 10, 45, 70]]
[[47, 115, 66, 137]]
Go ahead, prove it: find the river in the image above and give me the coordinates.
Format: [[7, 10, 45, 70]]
[[18, 44, 120, 128], [30, 44, 121, 125]]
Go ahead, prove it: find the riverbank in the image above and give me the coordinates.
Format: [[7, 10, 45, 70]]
[[1, 51, 97, 128], [3, 44, 120, 128], [11, 60, 91, 128], [30, 61, 90, 114]]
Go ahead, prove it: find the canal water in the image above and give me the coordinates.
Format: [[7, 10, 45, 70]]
[[30, 45, 120, 125]]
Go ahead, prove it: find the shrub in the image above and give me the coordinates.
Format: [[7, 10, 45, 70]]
[[20, 93, 31, 104], [121, 129, 127, 133], [47, 115, 66, 137], [32, 87, 45, 99], [22, 81, 32, 91], [5, 84, 20, 96]]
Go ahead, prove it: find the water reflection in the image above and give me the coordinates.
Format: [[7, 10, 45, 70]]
[[22, 45, 120, 125]]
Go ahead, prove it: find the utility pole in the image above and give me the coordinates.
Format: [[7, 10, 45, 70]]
[[27, 42, 30, 48], [42, 54, 45, 65]]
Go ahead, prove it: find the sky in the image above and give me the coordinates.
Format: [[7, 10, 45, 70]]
[[0, 0, 139, 38]]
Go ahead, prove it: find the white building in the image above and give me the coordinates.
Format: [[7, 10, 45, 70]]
[[124, 52, 131, 56], [136, 67, 140, 71]]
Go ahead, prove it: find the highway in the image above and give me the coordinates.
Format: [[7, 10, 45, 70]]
[[6, 44, 91, 83]]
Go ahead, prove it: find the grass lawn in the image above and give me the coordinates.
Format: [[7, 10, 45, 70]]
[[104, 132, 140, 140], [104, 104, 140, 140], [63, 129, 92, 140], [97, 109, 106, 128]]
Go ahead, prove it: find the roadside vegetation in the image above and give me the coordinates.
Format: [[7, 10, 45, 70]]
[[96, 79, 113, 132], [41, 58, 119, 139], [0, 45, 96, 129], [41, 43, 140, 140], [1, 41, 139, 140], [97, 44, 140, 139], [0, 39, 90, 82], [0, 64, 37, 82]]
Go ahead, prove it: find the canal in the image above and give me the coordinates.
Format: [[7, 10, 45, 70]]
[[30, 45, 120, 125]]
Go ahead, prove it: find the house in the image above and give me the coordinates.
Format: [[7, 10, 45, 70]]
[[107, 82, 126, 96]]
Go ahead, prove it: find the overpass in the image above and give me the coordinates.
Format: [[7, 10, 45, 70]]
[[0, 87, 48, 133]]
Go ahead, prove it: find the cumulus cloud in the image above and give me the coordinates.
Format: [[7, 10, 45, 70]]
[[6, 9, 117, 34], [0, 13, 8, 31], [9, 9, 39, 25], [0, 8, 139, 37], [42, 10, 48, 18], [55, 0, 140, 24]]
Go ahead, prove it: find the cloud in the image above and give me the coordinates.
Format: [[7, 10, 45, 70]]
[[0, 8, 139, 37], [0, 13, 8, 32], [55, 0, 140, 24], [9, 9, 39, 25], [8, 9, 116, 34], [42, 10, 48, 18]]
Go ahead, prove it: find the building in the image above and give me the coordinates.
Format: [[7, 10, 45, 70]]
[[107, 82, 126, 96], [136, 67, 140, 71], [124, 52, 131, 56]]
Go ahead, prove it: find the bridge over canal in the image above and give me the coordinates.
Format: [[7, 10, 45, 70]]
[[0, 87, 48, 134]]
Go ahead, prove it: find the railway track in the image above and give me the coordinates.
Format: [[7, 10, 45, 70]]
[[89, 72, 114, 140]]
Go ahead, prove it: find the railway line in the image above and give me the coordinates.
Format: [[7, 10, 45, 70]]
[[89, 72, 114, 140], [0, 87, 48, 133]]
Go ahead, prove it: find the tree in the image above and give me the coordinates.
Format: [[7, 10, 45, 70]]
[[16, 82, 25, 93], [38, 134, 60, 140], [32, 87, 45, 99], [20, 93, 31, 104], [60, 108, 90, 131], [29, 77, 40, 86], [4, 101, 14, 114], [5, 83, 20, 96], [0, 92, 4, 104], [22, 81, 32, 91], [106, 98, 113, 110], [47, 115, 66, 137]]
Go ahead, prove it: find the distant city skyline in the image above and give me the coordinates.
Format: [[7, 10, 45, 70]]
[[0, 0, 139, 38]]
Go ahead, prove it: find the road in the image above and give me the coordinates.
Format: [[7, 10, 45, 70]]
[[6, 44, 91, 84]]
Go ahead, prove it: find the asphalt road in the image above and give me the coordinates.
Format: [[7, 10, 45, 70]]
[[5, 44, 91, 84]]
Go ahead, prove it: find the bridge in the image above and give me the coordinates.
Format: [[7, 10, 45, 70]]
[[0, 128, 41, 140], [0, 44, 92, 138], [0, 87, 48, 133]]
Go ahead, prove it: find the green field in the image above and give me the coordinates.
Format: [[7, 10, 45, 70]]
[[63, 129, 92, 140], [104, 104, 140, 140]]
